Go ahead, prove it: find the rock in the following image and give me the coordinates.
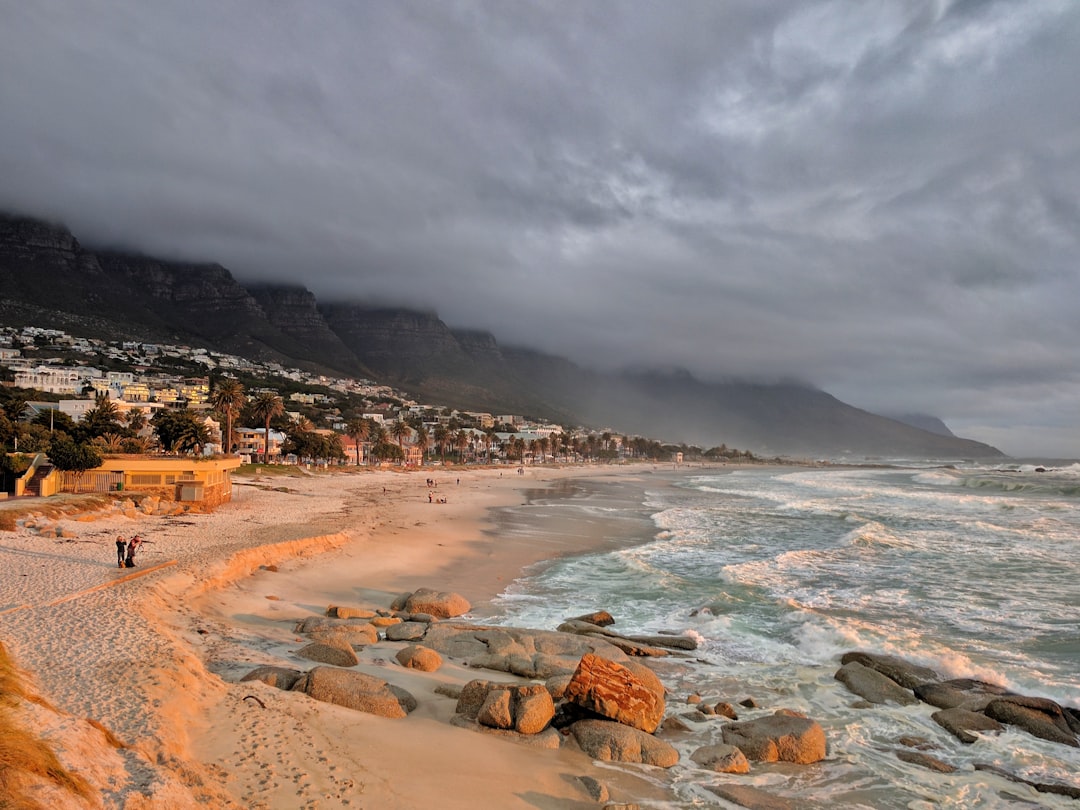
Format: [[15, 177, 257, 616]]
[[456, 679, 497, 719], [239, 665, 304, 690], [714, 702, 738, 719], [325, 605, 377, 619], [434, 684, 461, 700], [897, 736, 935, 749], [448, 715, 563, 749], [703, 784, 802, 810], [295, 642, 359, 667], [402, 587, 471, 619], [721, 711, 827, 764], [931, 707, 1004, 744], [295, 616, 373, 634], [556, 619, 695, 653], [896, 749, 956, 773], [739, 697, 759, 708], [513, 684, 556, 735], [385, 621, 428, 642], [370, 616, 402, 627], [690, 743, 750, 774], [659, 715, 694, 733], [984, 697, 1079, 747], [834, 661, 918, 705], [569, 719, 679, 768], [565, 653, 666, 733], [974, 762, 1080, 800], [578, 775, 609, 802], [294, 666, 417, 718], [478, 689, 514, 730], [545, 673, 572, 700], [422, 622, 630, 680], [840, 651, 941, 690], [308, 624, 379, 647], [568, 610, 616, 627], [395, 645, 443, 672], [455, 680, 555, 734], [913, 679, 1012, 711]]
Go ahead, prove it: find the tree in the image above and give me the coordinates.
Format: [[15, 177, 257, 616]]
[[209, 378, 245, 455], [454, 430, 470, 463], [151, 408, 209, 454], [390, 420, 412, 457], [413, 425, 430, 465], [433, 424, 450, 462], [48, 436, 103, 493], [78, 395, 123, 442], [345, 417, 371, 465], [250, 392, 284, 463]]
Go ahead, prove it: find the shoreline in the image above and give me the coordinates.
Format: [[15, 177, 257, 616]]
[[0, 462, 709, 808]]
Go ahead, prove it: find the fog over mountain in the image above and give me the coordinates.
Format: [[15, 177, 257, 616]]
[[1, 2, 1078, 456]]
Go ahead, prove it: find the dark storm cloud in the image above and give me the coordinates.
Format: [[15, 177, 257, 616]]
[[1, 0, 1078, 456]]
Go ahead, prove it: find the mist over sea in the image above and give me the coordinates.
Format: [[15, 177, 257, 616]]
[[482, 462, 1080, 808]]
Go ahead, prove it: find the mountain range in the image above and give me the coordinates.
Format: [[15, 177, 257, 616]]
[[0, 212, 1003, 459]]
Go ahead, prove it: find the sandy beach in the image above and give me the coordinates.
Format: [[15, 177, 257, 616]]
[[0, 463, 681, 809]]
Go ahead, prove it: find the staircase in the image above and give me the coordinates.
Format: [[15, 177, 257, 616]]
[[24, 463, 54, 497]]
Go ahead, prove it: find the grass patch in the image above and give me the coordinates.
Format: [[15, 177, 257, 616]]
[[0, 641, 95, 807]]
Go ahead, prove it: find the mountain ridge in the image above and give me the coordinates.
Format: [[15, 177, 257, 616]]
[[0, 211, 1003, 458]]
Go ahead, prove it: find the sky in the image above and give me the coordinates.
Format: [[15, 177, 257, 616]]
[[1, 1, 1078, 457]]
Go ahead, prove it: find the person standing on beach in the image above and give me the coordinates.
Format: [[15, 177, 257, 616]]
[[115, 536, 127, 568], [125, 535, 142, 567]]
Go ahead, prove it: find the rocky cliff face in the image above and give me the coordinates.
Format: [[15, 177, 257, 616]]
[[0, 210, 1005, 458], [320, 304, 470, 373], [246, 284, 369, 376]]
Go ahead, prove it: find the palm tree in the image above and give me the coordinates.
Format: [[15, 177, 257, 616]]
[[250, 391, 284, 463], [209, 378, 245, 455], [390, 420, 412, 457], [453, 430, 470, 463], [345, 417, 370, 465], [413, 425, 430, 465], [433, 424, 450, 462]]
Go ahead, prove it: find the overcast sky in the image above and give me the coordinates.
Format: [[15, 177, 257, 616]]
[[1, 1, 1078, 457]]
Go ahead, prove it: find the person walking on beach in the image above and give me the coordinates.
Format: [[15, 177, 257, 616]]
[[115, 536, 127, 568], [125, 535, 142, 568]]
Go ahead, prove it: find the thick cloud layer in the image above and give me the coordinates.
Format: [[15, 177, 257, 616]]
[[1, 1, 1078, 456]]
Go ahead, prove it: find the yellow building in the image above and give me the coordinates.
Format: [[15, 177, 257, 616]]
[[53, 456, 242, 507]]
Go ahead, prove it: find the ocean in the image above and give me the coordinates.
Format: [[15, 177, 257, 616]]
[[481, 462, 1080, 808]]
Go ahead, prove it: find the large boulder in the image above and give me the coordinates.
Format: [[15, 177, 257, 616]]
[[455, 679, 555, 734], [835, 661, 918, 705], [239, 665, 304, 690], [309, 624, 379, 647], [385, 621, 428, 642], [295, 616, 373, 634], [395, 645, 443, 672], [914, 678, 1013, 711], [422, 623, 629, 679], [448, 716, 563, 749], [931, 707, 1004, 744], [839, 651, 940, 690], [721, 711, 827, 764], [690, 743, 750, 774], [569, 719, 679, 768], [294, 666, 417, 718], [295, 641, 359, 667], [567, 610, 615, 627], [984, 697, 1079, 748], [400, 588, 471, 619], [565, 654, 666, 734]]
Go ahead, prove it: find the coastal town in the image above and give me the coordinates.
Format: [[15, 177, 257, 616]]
[[0, 322, 748, 494]]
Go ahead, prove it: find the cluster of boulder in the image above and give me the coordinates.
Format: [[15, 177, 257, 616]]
[[238, 590, 835, 807], [835, 650, 1080, 798], [238, 591, 1080, 805]]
